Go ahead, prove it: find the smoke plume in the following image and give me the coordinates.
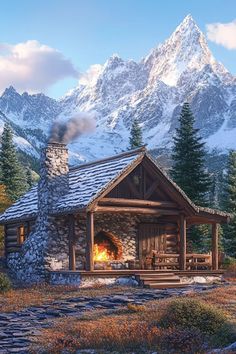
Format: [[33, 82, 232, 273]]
[[49, 112, 96, 144]]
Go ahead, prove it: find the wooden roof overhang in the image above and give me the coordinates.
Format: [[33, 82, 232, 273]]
[[187, 208, 231, 225]]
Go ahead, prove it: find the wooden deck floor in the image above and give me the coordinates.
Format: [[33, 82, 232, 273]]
[[51, 269, 225, 278]]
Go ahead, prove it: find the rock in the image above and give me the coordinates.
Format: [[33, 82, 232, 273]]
[[208, 341, 236, 353], [115, 276, 139, 286]]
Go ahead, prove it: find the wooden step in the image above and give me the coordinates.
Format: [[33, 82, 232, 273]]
[[138, 274, 177, 280], [145, 282, 189, 289], [136, 273, 175, 279], [142, 277, 181, 283], [136, 272, 185, 289]]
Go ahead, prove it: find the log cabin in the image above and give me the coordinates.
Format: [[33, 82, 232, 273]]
[[0, 143, 230, 284]]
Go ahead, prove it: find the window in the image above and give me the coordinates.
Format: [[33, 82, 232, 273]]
[[17, 225, 26, 245]]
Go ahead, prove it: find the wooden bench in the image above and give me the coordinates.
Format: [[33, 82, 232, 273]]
[[151, 252, 212, 270], [152, 253, 179, 270]]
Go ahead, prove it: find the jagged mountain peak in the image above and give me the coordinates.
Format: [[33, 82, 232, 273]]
[[143, 14, 228, 87], [105, 53, 123, 65], [2, 86, 19, 97], [5, 85, 17, 93], [102, 54, 141, 76], [167, 14, 211, 58], [175, 14, 201, 34]]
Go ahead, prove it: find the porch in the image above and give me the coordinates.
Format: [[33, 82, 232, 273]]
[[67, 198, 225, 273], [67, 269, 225, 277], [50, 268, 225, 288]]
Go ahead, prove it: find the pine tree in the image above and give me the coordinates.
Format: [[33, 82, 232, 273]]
[[223, 150, 236, 257], [171, 103, 212, 251], [209, 173, 219, 208], [129, 119, 143, 149], [0, 184, 12, 253], [26, 167, 33, 188], [171, 103, 211, 206], [0, 184, 12, 213], [0, 123, 28, 201]]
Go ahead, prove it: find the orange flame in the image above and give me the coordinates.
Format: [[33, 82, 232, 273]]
[[93, 243, 115, 261]]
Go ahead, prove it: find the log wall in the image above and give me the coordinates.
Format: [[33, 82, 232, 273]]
[[5, 220, 36, 254]]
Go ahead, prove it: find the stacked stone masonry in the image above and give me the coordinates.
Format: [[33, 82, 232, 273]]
[[7, 210, 168, 282]]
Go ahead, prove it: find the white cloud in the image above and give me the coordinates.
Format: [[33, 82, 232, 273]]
[[0, 40, 78, 93], [79, 64, 103, 86], [206, 20, 236, 49]]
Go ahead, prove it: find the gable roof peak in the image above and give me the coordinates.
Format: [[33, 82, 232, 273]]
[[70, 145, 147, 172]]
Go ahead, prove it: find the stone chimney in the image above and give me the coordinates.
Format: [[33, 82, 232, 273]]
[[38, 142, 69, 218], [7, 143, 70, 283]]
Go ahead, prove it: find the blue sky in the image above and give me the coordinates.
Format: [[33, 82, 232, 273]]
[[1, 0, 236, 98]]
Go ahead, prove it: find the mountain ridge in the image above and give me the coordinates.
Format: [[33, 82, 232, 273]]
[[0, 15, 235, 164]]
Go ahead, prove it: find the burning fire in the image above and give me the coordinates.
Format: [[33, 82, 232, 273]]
[[93, 243, 115, 262]]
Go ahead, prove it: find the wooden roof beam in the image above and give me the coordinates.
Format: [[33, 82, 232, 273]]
[[94, 205, 181, 215], [99, 197, 178, 209]]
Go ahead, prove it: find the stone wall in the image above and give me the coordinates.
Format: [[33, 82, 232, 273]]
[[7, 212, 141, 280], [7, 215, 70, 282], [74, 213, 139, 270], [95, 213, 138, 260]]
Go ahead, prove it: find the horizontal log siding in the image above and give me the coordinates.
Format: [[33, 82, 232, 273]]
[[5, 220, 36, 254]]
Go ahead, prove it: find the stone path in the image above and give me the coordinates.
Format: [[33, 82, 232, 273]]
[[0, 284, 219, 354]]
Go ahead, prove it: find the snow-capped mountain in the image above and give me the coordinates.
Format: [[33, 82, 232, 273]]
[[0, 14, 236, 164]]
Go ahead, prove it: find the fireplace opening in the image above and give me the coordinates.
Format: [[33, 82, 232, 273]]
[[93, 231, 122, 262]]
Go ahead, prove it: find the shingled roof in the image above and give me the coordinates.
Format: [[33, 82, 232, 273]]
[[0, 148, 144, 223], [0, 147, 230, 223]]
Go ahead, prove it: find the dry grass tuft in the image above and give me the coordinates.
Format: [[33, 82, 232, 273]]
[[31, 317, 160, 354], [127, 303, 146, 313]]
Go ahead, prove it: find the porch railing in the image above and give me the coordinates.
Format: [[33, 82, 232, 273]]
[[150, 252, 212, 270]]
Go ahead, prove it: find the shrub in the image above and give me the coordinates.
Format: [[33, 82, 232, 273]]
[[158, 327, 206, 354], [223, 257, 236, 279], [223, 256, 236, 269], [158, 298, 234, 346], [0, 273, 12, 292]]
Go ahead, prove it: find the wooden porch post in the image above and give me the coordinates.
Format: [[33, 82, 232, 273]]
[[179, 214, 186, 270], [86, 211, 94, 271], [212, 223, 219, 270], [68, 214, 76, 271]]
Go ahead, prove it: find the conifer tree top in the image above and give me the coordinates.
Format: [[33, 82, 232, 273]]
[[129, 118, 143, 150], [0, 123, 28, 201], [171, 102, 211, 206], [222, 150, 236, 257]]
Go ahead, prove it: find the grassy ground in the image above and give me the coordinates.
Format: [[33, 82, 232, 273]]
[[1, 270, 236, 353], [0, 269, 235, 313], [0, 283, 140, 312], [28, 284, 236, 354]]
